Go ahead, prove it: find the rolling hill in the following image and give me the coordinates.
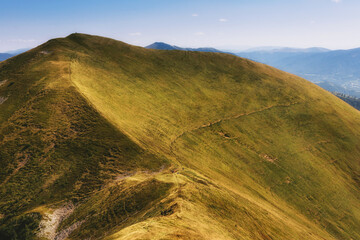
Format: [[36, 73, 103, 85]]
[[0, 33, 360, 240], [237, 47, 360, 97]]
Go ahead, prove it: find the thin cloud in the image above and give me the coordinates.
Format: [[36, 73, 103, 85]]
[[9, 39, 37, 43], [332, 0, 342, 3], [219, 18, 228, 22], [129, 32, 142, 36], [194, 32, 205, 36], [192, 13, 199, 17]]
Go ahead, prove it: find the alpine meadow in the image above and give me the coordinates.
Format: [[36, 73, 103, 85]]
[[0, 33, 359, 239]]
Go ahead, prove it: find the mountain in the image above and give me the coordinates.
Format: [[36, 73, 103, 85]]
[[237, 47, 360, 97], [242, 47, 330, 53], [1, 33, 360, 240], [146, 41, 226, 53], [146, 42, 182, 50], [5, 48, 30, 55], [0, 53, 13, 61], [333, 92, 360, 110], [0, 48, 29, 62]]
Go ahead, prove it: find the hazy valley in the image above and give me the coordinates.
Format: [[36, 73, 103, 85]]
[[236, 47, 360, 98]]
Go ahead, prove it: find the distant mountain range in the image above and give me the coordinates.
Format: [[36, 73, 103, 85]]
[[0, 49, 29, 61], [236, 47, 360, 97], [0, 53, 13, 61], [146, 42, 228, 54], [242, 46, 330, 53]]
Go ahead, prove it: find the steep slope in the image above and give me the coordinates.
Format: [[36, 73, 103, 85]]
[[0, 38, 170, 240], [1, 33, 360, 240]]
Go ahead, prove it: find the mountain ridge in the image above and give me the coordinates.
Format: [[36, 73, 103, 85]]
[[145, 41, 228, 53], [0, 33, 360, 240]]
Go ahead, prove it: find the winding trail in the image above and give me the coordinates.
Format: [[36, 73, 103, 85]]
[[170, 102, 299, 150]]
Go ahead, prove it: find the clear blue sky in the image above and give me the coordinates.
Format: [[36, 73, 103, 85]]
[[1, 0, 359, 52]]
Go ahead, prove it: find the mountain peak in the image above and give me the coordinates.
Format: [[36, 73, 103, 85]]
[[146, 42, 179, 50], [146, 42, 230, 54]]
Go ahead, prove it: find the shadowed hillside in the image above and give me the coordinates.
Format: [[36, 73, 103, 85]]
[[0, 33, 359, 240]]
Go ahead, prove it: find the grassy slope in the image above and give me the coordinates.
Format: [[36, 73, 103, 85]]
[[0, 33, 360, 239], [0, 37, 170, 240]]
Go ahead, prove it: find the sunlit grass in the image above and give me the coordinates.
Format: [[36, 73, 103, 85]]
[[0, 33, 359, 239]]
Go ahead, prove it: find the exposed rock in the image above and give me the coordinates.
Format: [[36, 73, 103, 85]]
[[0, 79, 8, 87], [0, 96, 8, 105], [38, 202, 76, 240]]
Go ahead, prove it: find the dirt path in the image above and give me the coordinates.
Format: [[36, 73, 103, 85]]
[[170, 102, 299, 150], [37, 202, 83, 240], [0, 96, 8, 105]]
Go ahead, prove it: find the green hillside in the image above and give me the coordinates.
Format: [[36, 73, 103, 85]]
[[0, 33, 359, 240]]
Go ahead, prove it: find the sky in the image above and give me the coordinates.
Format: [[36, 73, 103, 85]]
[[1, 0, 360, 52]]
